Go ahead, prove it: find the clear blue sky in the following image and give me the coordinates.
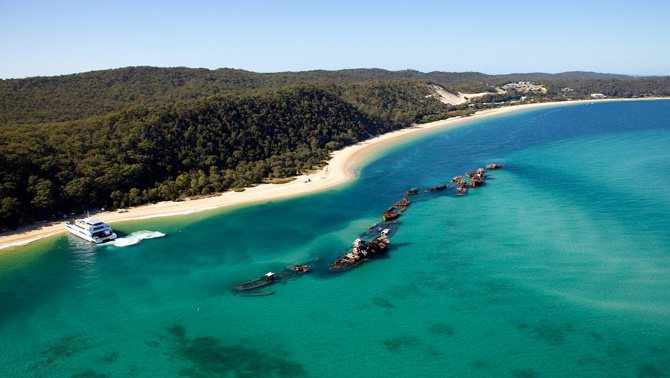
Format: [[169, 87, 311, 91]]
[[1, 0, 669, 79]]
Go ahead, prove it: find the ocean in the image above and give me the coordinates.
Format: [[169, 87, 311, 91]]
[[1, 100, 669, 378]]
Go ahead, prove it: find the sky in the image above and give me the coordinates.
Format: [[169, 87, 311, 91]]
[[1, 0, 669, 79]]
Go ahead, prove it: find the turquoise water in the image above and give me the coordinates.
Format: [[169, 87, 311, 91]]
[[1, 100, 670, 378]]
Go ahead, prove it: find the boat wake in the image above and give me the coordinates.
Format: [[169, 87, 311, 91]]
[[112, 230, 165, 247]]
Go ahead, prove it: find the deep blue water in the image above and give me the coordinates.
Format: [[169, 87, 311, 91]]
[[1, 100, 669, 378]]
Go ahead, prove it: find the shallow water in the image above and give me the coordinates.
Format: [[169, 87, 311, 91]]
[[1, 100, 669, 377]]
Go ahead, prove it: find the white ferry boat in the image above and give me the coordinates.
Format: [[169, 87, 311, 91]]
[[65, 217, 117, 243]]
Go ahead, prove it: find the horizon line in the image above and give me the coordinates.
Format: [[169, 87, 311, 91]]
[[2, 65, 667, 81]]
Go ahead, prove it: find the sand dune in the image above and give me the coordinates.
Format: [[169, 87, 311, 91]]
[[427, 84, 498, 105]]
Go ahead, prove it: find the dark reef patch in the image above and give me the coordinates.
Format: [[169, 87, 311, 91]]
[[169, 324, 188, 341], [589, 332, 604, 341], [166, 324, 307, 378], [28, 333, 93, 372], [180, 337, 307, 378], [42, 333, 91, 358], [102, 352, 118, 363], [650, 345, 669, 354], [605, 341, 627, 358], [532, 323, 564, 346], [510, 368, 540, 378], [469, 360, 490, 370], [372, 297, 395, 309], [383, 335, 420, 351], [638, 364, 666, 378], [71, 368, 107, 378], [516, 321, 569, 346], [427, 323, 455, 336]]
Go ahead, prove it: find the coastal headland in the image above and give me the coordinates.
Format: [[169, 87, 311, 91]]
[[0, 98, 664, 251]]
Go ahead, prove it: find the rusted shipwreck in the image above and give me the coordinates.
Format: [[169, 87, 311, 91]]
[[329, 228, 391, 271], [451, 175, 468, 195], [456, 182, 468, 195], [409, 184, 446, 195], [383, 197, 410, 221], [457, 164, 503, 193], [426, 184, 447, 192], [486, 163, 503, 170], [466, 168, 487, 187], [234, 264, 311, 294]]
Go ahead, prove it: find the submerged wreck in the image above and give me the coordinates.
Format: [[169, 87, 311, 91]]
[[234, 164, 505, 295], [426, 184, 447, 192], [329, 221, 400, 272], [468, 168, 487, 187], [456, 181, 468, 195], [383, 197, 410, 221], [329, 228, 391, 271], [486, 163, 503, 170], [234, 264, 311, 295], [457, 164, 502, 194]]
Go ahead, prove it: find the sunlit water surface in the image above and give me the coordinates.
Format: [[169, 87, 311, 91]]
[[1, 100, 669, 378]]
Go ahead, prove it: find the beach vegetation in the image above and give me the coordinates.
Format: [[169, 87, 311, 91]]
[[325, 141, 342, 150], [268, 178, 297, 185]]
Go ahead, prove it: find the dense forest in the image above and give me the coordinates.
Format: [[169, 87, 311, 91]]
[[4, 67, 669, 127], [0, 67, 491, 126], [1, 67, 669, 229], [0, 82, 450, 228]]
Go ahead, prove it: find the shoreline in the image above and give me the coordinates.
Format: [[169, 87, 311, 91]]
[[1, 97, 666, 251]]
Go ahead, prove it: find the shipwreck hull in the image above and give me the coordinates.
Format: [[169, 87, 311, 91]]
[[234, 265, 312, 292]]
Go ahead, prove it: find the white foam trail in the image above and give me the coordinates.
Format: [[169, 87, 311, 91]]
[[112, 230, 165, 247]]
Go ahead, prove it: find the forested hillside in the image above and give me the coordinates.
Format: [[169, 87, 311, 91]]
[[1, 67, 669, 230], [0, 82, 448, 228], [5, 67, 667, 127], [0, 67, 489, 126]]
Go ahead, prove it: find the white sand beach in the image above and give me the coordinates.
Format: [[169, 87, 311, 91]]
[[0, 98, 663, 251]]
